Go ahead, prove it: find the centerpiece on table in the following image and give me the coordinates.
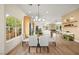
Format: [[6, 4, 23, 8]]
[[35, 26, 43, 47]]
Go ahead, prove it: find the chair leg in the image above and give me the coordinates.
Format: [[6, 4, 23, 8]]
[[47, 46, 49, 53], [53, 42, 56, 47], [40, 47, 41, 53], [29, 47, 30, 53], [54, 42, 56, 47], [36, 47, 38, 53]]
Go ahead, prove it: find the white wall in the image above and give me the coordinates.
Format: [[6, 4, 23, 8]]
[[5, 5, 26, 54], [0, 5, 5, 55]]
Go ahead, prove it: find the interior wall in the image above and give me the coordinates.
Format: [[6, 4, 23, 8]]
[[5, 36, 22, 54], [5, 5, 26, 54], [0, 5, 5, 55], [62, 8, 79, 42]]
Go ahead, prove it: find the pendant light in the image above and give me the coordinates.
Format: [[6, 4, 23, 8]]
[[34, 4, 45, 22]]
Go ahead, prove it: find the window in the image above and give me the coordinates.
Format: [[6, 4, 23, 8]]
[[6, 16, 22, 40], [16, 19, 22, 36]]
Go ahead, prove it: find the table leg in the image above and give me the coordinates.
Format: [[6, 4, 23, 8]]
[[29, 47, 30, 53], [47, 46, 49, 53]]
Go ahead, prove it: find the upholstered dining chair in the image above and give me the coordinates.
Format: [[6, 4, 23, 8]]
[[28, 35, 37, 53], [39, 35, 49, 53]]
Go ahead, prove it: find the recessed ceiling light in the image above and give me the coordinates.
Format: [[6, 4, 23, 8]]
[[6, 14, 9, 17], [46, 11, 48, 14], [28, 11, 31, 14]]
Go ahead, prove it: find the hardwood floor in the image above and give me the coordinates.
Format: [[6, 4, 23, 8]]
[[7, 34, 79, 55]]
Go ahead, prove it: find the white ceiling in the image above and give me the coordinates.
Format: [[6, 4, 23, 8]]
[[16, 4, 79, 22]]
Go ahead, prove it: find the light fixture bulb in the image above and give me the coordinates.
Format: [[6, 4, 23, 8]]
[[42, 19, 45, 21], [33, 19, 36, 21], [38, 18, 41, 21]]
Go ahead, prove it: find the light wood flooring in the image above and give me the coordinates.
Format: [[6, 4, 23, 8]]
[[7, 34, 79, 55]]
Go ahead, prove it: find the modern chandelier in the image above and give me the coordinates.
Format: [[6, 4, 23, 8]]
[[33, 4, 45, 22]]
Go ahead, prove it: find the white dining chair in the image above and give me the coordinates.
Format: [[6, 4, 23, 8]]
[[39, 35, 49, 53], [28, 35, 37, 52]]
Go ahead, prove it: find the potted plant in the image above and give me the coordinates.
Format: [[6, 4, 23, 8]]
[[35, 26, 43, 37]]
